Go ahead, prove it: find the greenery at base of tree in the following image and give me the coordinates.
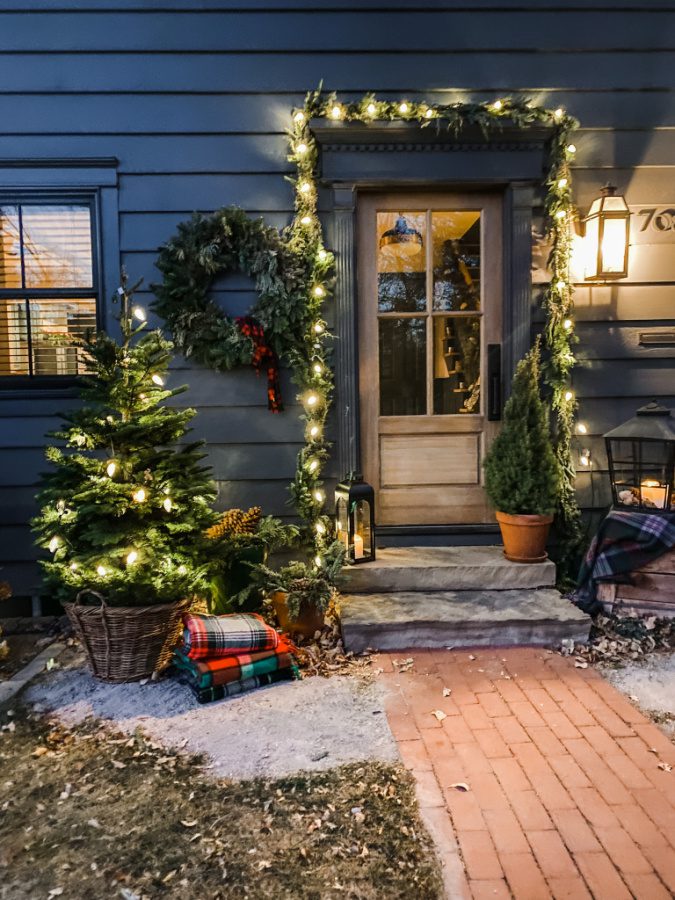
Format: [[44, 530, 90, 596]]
[[32, 277, 219, 608], [483, 341, 561, 516]]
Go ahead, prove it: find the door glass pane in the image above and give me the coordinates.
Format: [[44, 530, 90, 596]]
[[377, 211, 426, 312], [432, 211, 481, 312], [433, 315, 481, 414], [379, 317, 426, 415]]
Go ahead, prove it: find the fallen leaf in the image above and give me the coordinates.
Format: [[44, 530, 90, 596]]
[[87, 818, 101, 829], [111, 760, 126, 769], [629, 695, 639, 703], [649, 747, 659, 754], [468, 654, 476, 661], [657, 762, 672, 772], [442, 687, 452, 697], [180, 820, 198, 828], [31, 746, 49, 758], [47, 890, 63, 899], [450, 782, 471, 792], [431, 709, 447, 722], [574, 660, 588, 669]]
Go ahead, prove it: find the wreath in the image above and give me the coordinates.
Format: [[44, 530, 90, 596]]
[[152, 206, 311, 411]]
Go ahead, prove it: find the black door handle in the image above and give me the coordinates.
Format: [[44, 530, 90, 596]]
[[487, 343, 502, 421]]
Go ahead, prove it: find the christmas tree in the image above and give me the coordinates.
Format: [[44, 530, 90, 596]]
[[483, 340, 561, 516], [33, 276, 219, 608]]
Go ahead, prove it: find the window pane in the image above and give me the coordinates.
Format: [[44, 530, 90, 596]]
[[432, 211, 481, 312], [379, 317, 426, 416], [433, 315, 481, 414], [26, 298, 95, 376], [22, 206, 93, 289], [377, 211, 426, 312], [0, 300, 29, 375], [0, 207, 22, 288]]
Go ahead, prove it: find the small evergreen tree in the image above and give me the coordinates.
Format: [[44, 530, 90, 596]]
[[33, 277, 218, 607], [483, 341, 560, 516]]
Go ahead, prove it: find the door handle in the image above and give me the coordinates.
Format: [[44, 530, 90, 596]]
[[487, 344, 502, 421]]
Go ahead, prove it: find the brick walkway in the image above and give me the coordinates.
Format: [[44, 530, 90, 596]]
[[376, 647, 675, 899]]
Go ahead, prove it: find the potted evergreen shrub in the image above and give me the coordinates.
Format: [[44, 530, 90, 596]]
[[483, 341, 561, 563], [32, 277, 219, 682]]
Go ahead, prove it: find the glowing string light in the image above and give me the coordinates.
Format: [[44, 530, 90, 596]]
[[151, 374, 164, 386], [106, 461, 117, 478], [126, 550, 138, 565], [163, 497, 173, 512], [132, 488, 146, 503]]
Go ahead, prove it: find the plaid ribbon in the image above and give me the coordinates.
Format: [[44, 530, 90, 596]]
[[573, 510, 675, 614], [190, 666, 300, 704], [172, 636, 295, 690], [236, 315, 283, 413], [181, 612, 279, 660]]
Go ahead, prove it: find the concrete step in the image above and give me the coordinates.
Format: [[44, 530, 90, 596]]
[[340, 546, 556, 594], [339, 589, 590, 653]]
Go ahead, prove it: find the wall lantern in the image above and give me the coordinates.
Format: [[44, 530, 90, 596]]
[[584, 184, 630, 280], [335, 474, 376, 564], [379, 213, 423, 261], [604, 401, 675, 513]]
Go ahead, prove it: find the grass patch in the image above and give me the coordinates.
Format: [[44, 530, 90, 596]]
[[0, 708, 442, 899]]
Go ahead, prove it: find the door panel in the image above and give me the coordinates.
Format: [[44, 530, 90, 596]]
[[357, 192, 502, 527]]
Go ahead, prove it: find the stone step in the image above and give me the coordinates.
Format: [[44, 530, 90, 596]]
[[340, 546, 556, 594], [339, 589, 590, 653]]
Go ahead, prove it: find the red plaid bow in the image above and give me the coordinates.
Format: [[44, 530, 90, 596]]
[[236, 316, 283, 412]]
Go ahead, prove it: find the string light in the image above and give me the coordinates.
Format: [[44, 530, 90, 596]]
[[577, 423, 588, 435], [126, 550, 138, 565], [492, 100, 503, 111], [425, 107, 435, 118], [151, 374, 164, 386], [314, 490, 324, 502], [308, 459, 319, 473], [556, 280, 566, 291], [567, 144, 577, 154], [558, 177, 568, 189], [331, 104, 342, 119], [316, 521, 326, 535], [313, 363, 323, 374], [314, 555, 323, 567], [300, 215, 312, 225], [132, 488, 146, 503], [296, 142, 308, 155], [300, 181, 311, 194], [313, 322, 324, 334], [313, 285, 325, 298], [317, 248, 327, 261], [96, 564, 107, 577], [555, 209, 567, 220], [163, 497, 173, 512], [294, 111, 305, 124], [177, 564, 187, 575], [554, 107, 565, 121], [563, 318, 573, 331], [366, 102, 377, 116], [106, 461, 117, 478], [309, 424, 321, 439], [399, 101, 410, 114], [132, 306, 146, 321], [49, 536, 59, 553], [306, 393, 319, 407], [564, 390, 574, 402], [70, 562, 78, 571]]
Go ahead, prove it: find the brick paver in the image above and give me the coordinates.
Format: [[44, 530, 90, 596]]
[[376, 647, 675, 899]]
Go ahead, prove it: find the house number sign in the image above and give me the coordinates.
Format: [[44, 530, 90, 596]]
[[631, 206, 675, 242]]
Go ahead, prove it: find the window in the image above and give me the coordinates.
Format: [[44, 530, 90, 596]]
[[0, 200, 99, 381]]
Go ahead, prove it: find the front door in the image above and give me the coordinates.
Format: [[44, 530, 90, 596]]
[[357, 192, 502, 526]]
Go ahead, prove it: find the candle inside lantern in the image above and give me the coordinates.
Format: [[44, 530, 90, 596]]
[[353, 534, 364, 559], [640, 480, 667, 509]]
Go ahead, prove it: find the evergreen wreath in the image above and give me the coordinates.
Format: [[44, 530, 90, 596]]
[[152, 206, 311, 411]]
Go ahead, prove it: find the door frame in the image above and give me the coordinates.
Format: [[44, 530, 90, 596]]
[[311, 120, 547, 531], [357, 192, 503, 527]]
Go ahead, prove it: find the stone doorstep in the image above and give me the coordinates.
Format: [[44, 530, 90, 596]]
[[339, 589, 590, 653], [340, 546, 556, 594]]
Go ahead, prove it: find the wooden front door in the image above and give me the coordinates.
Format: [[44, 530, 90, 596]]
[[357, 193, 503, 526]]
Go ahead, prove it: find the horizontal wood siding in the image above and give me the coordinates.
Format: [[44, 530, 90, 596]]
[[1, 1, 674, 591]]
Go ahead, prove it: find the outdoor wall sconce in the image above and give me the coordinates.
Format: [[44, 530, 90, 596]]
[[584, 184, 630, 280], [604, 401, 675, 513], [335, 474, 376, 564], [379, 213, 423, 261]]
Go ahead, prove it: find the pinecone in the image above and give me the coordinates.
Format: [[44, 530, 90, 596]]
[[205, 507, 261, 540], [239, 506, 262, 534]]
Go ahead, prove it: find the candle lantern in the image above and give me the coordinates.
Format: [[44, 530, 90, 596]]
[[335, 474, 376, 564], [604, 401, 675, 513], [584, 184, 630, 281]]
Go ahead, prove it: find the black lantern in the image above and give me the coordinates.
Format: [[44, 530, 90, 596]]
[[604, 401, 675, 514], [335, 474, 376, 564], [584, 184, 630, 281]]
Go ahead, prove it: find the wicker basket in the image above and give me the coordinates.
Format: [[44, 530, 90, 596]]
[[64, 590, 191, 683]]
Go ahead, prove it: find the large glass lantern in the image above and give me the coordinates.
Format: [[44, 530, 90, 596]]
[[604, 402, 675, 513], [584, 184, 630, 280], [335, 474, 376, 564]]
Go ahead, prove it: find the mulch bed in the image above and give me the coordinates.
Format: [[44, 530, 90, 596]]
[[0, 707, 442, 900]]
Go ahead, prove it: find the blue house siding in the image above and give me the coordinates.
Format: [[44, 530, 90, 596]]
[[1, 0, 675, 597]]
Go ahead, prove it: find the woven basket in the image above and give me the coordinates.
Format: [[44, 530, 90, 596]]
[[64, 590, 191, 683]]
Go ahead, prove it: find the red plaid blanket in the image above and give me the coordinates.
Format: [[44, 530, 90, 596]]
[[182, 612, 279, 660], [173, 635, 295, 689]]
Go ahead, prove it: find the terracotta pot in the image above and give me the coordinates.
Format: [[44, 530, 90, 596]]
[[495, 511, 553, 564], [270, 590, 325, 638]]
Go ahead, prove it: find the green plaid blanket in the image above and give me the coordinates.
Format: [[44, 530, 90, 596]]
[[191, 666, 300, 704], [574, 510, 675, 614]]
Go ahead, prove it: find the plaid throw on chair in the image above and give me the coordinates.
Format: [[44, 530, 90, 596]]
[[173, 635, 296, 690], [182, 612, 279, 660], [573, 510, 675, 614]]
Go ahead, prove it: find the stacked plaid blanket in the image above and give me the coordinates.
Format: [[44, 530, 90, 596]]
[[573, 510, 675, 614], [173, 613, 299, 703]]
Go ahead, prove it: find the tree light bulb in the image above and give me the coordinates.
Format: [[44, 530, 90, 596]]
[[555, 209, 567, 219], [70, 562, 78, 571], [556, 280, 566, 291], [96, 565, 107, 577], [317, 248, 327, 261], [316, 521, 326, 534], [567, 144, 576, 154], [492, 100, 503, 111], [294, 111, 305, 124], [106, 461, 117, 478], [132, 488, 146, 503], [132, 306, 146, 321], [558, 177, 568, 189], [309, 425, 320, 438], [313, 285, 325, 298], [300, 181, 311, 193], [331, 105, 342, 119], [151, 374, 164, 386], [577, 423, 588, 435], [313, 363, 323, 374], [126, 550, 138, 565], [308, 459, 319, 473], [366, 102, 377, 116], [554, 107, 564, 120], [314, 556, 322, 567], [177, 564, 187, 575], [314, 490, 324, 502], [563, 318, 573, 330], [163, 497, 173, 512], [49, 536, 59, 553], [300, 215, 312, 225], [313, 322, 324, 334], [296, 142, 308, 154], [306, 394, 319, 407], [399, 102, 409, 114], [564, 390, 574, 402], [425, 107, 435, 118]]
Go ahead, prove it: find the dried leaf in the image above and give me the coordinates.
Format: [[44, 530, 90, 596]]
[[111, 760, 126, 769], [431, 709, 447, 722], [657, 762, 672, 772], [450, 782, 470, 792], [442, 688, 452, 697], [468, 654, 476, 661], [31, 746, 49, 758], [180, 820, 198, 828]]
